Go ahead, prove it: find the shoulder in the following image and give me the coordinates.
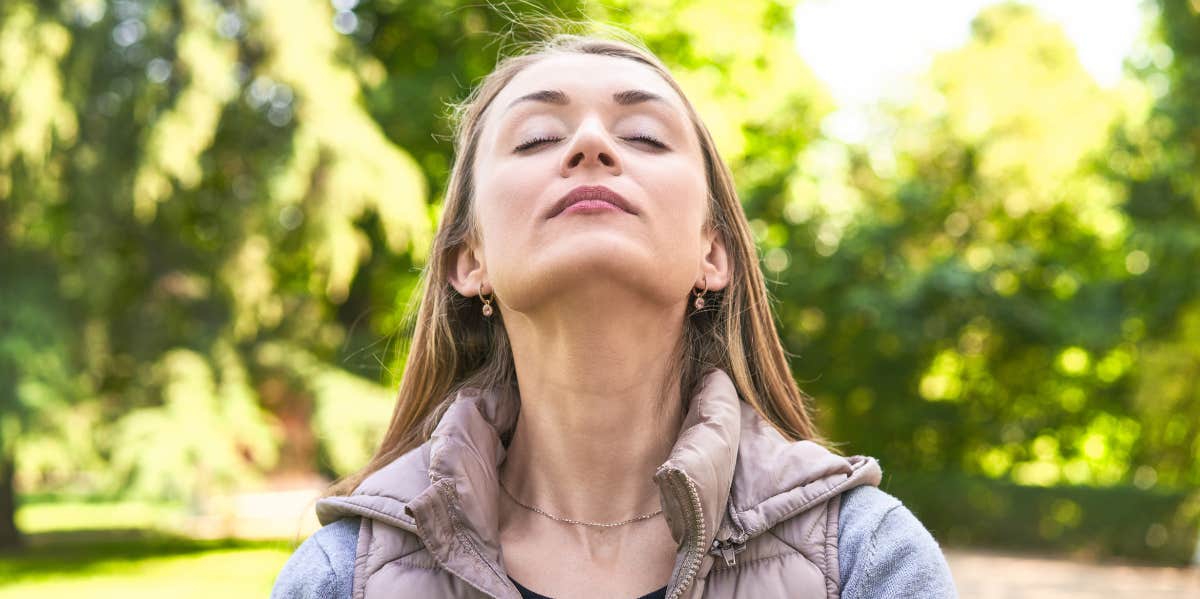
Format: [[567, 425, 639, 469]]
[[836, 486, 958, 598], [271, 517, 361, 599]]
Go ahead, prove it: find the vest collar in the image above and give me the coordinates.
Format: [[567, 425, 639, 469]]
[[316, 367, 881, 598]]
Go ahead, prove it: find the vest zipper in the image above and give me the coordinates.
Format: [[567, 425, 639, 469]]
[[709, 534, 747, 567], [412, 483, 512, 599], [664, 468, 706, 599]]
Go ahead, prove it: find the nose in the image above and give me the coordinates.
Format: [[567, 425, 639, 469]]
[[559, 116, 622, 177]]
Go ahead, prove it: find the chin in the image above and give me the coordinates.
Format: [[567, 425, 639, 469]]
[[496, 241, 683, 312]]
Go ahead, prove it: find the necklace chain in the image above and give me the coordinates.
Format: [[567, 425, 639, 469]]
[[498, 481, 663, 528]]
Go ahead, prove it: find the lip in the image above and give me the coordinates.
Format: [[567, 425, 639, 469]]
[[545, 185, 638, 219]]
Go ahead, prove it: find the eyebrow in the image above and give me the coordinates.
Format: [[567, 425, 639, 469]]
[[504, 89, 670, 113]]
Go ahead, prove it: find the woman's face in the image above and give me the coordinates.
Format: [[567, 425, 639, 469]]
[[456, 53, 725, 314]]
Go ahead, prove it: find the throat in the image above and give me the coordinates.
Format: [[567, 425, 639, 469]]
[[498, 509, 678, 599], [497, 386, 683, 527]]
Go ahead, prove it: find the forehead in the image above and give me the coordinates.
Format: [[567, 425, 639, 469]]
[[489, 53, 690, 121]]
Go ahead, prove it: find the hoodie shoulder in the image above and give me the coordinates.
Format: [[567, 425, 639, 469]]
[[837, 486, 958, 598], [271, 517, 360, 599]]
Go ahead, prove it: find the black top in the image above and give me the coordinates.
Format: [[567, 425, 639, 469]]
[[509, 576, 668, 599]]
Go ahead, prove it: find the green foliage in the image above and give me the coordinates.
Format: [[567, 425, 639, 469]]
[[254, 342, 394, 476], [108, 346, 279, 500], [0, 0, 434, 505], [1105, 0, 1200, 491], [886, 470, 1200, 565], [763, 3, 1200, 503]]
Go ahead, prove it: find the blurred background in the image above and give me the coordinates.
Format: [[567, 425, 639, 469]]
[[1, 0, 1198, 596]]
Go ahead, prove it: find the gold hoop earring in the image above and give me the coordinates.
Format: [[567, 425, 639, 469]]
[[479, 282, 495, 317], [692, 275, 708, 311]]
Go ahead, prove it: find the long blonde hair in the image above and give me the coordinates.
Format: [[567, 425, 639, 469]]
[[327, 31, 828, 497]]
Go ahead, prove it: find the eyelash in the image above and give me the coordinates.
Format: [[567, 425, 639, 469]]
[[514, 134, 667, 152]]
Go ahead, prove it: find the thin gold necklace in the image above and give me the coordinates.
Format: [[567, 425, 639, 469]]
[[498, 480, 663, 528]]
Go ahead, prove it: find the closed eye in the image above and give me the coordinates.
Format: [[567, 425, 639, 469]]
[[513, 134, 669, 152], [514, 135, 562, 152], [625, 134, 668, 150]]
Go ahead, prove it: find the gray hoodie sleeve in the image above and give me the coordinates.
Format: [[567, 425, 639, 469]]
[[270, 517, 359, 599], [837, 485, 959, 598]]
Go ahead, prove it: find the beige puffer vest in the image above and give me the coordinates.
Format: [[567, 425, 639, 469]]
[[316, 368, 882, 599]]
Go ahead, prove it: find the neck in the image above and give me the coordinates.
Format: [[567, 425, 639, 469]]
[[498, 294, 688, 527]]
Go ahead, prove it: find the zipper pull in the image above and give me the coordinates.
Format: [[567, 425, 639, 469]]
[[710, 536, 746, 567], [718, 542, 738, 567]]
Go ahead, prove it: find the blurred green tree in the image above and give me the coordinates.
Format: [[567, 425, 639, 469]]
[[763, 2, 1196, 496], [0, 0, 436, 546], [1103, 0, 1200, 490]]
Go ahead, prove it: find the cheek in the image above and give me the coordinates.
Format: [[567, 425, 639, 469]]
[[473, 163, 544, 258], [643, 156, 709, 232]]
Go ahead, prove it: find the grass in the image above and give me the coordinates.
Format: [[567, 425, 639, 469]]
[[16, 499, 189, 533], [2, 499, 303, 598], [0, 534, 297, 598]]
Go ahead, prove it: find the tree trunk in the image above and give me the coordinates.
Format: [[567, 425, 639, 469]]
[[257, 375, 317, 476], [0, 448, 22, 550]]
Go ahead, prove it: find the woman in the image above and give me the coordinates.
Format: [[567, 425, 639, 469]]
[[272, 31, 956, 599]]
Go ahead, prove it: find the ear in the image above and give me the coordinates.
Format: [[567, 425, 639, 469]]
[[699, 227, 731, 291], [447, 242, 489, 297]]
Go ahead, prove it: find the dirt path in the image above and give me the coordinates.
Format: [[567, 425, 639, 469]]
[[945, 548, 1200, 598]]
